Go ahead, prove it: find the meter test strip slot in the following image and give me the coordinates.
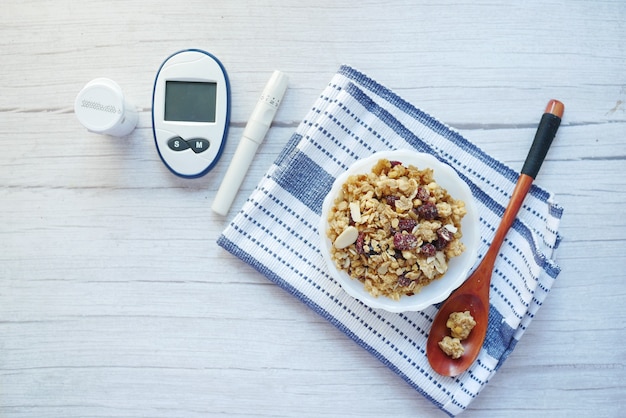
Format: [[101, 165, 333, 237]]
[[152, 49, 231, 178], [212, 70, 288, 216]]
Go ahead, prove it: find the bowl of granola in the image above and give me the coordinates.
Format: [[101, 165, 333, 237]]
[[319, 150, 480, 313]]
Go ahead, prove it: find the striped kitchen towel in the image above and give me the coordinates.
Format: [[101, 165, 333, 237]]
[[217, 65, 563, 416]]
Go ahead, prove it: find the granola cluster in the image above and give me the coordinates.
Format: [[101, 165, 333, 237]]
[[326, 158, 467, 300], [438, 310, 477, 359]]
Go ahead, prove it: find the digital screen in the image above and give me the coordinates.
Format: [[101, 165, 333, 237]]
[[164, 81, 217, 123]]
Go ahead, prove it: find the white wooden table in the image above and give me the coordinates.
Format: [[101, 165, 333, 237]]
[[2, 1, 625, 416]]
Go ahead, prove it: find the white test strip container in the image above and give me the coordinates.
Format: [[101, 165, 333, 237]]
[[74, 78, 138, 137]]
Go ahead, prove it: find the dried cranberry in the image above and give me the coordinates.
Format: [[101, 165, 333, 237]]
[[434, 227, 454, 250], [416, 202, 438, 220], [397, 218, 417, 232], [393, 232, 418, 251], [385, 195, 399, 209], [397, 275, 412, 287], [437, 226, 453, 243], [420, 242, 436, 257], [355, 232, 365, 254], [417, 186, 430, 202], [390, 160, 403, 167]]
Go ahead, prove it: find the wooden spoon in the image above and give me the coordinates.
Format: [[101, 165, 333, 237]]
[[426, 100, 564, 377]]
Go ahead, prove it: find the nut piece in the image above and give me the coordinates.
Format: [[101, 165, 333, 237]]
[[438, 336, 464, 359], [334, 226, 359, 249], [349, 201, 362, 223]]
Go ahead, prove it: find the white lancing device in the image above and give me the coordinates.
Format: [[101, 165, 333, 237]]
[[211, 71, 288, 216]]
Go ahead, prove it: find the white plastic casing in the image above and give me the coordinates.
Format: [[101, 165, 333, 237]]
[[211, 70, 288, 215], [74, 78, 138, 137], [152, 49, 230, 178]]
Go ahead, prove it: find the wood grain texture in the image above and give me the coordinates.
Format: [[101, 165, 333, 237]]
[[1, 0, 625, 417]]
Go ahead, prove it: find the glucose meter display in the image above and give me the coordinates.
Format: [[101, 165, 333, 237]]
[[164, 81, 217, 123]]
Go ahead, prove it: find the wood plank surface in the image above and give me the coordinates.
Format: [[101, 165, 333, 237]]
[[1, 1, 625, 417]]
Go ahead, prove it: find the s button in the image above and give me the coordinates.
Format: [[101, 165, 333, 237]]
[[167, 137, 190, 151]]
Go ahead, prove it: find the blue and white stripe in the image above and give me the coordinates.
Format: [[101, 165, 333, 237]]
[[218, 65, 563, 416]]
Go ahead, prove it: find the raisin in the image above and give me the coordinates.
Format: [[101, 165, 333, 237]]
[[421, 242, 437, 257], [355, 232, 365, 254], [393, 232, 418, 251], [434, 239, 447, 250], [417, 186, 430, 202], [416, 202, 438, 220], [397, 274, 412, 287], [390, 160, 403, 168]]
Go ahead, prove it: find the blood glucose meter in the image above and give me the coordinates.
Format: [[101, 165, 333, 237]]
[[152, 49, 231, 178]]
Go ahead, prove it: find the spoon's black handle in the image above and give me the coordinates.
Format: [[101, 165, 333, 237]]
[[521, 105, 563, 179]]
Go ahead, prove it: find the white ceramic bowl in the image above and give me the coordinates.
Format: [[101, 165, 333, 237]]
[[319, 150, 480, 313]]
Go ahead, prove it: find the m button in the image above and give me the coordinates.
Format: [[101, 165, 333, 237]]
[[188, 138, 210, 154]]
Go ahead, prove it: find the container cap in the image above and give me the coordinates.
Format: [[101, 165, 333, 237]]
[[74, 78, 138, 137]]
